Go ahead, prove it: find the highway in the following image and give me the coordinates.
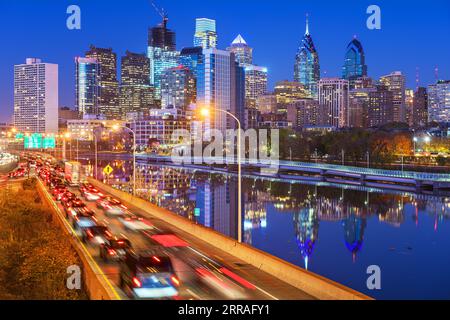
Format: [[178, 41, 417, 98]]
[[38, 173, 314, 300]]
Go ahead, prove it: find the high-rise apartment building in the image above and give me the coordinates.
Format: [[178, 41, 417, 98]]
[[243, 65, 268, 109], [193, 18, 217, 49], [412, 87, 428, 128], [287, 99, 322, 128], [119, 51, 155, 118], [256, 94, 277, 115], [161, 66, 196, 111], [148, 16, 179, 100], [197, 49, 244, 132], [368, 85, 394, 127], [294, 15, 320, 98], [274, 81, 309, 113], [85, 46, 119, 119], [380, 71, 406, 123], [75, 57, 99, 117], [14, 58, 58, 134], [428, 80, 450, 123], [318, 78, 349, 128], [342, 37, 368, 87]]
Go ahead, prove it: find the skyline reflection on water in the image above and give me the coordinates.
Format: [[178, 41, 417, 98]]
[[84, 158, 450, 300]]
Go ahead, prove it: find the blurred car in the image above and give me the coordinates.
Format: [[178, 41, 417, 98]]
[[70, 207, 97, 231], [9, 168, 27, 179], [81, 225, 113, 245], [63, 198, 87, 217], [81, 184, 104, 201], [99, 238, 132, 262], [97, 196, 128, 216], [119, 251, 179, 299], [119, 213, 154, 231], [52, 185, 68, 200], [60, 191, 78, 206]]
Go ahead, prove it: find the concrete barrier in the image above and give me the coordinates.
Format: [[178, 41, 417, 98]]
[[88, 177, 371, 300], [37, 179, 119, 300]]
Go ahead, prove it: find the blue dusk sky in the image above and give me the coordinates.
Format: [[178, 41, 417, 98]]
[[0, 0, 449, 122]]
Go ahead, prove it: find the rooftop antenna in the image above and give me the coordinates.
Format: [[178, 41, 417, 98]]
[[305, 13, 309, 35], [415, 67, 420, 90], [434, 65, 439, 82]]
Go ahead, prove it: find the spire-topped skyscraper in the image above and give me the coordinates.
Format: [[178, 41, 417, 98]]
[[294, 14, 320, 98]]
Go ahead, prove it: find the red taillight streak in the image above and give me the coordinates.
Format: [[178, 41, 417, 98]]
[[219, 268, 256, 290], [132, 277, 142, 288], [171, 276, 180, 286]]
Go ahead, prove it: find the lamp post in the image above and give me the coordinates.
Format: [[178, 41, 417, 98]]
[[112, 124, 136, 197], [201, 107, 243, 243]]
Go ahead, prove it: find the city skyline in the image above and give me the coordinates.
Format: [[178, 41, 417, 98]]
[[0, 0, 449, 123]]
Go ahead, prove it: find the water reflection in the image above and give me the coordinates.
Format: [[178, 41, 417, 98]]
[[83, 158, 450, 299]]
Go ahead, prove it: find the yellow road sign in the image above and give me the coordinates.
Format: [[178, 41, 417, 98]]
[[103, 165, 114, 176]]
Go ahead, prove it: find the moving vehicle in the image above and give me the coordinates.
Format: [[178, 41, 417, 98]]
[[80, 184, 103, 201], [81, 225, 113, 245], [119, 250, 180, 299], [65, 161, 81, 187], [119, 213, 154, 231], [99, 238, 132, 262], [97, 196, 128, 216]]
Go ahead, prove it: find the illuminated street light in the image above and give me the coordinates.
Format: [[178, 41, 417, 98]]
[[200, 106, 243, 243], [112, 124, 136, 196]]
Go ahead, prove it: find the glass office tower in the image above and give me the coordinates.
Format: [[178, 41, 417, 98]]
[[294, 15, 320, 98], [75, 57, 99, 117], [342, 37, 368, 87], [194, 18, 217, 49]]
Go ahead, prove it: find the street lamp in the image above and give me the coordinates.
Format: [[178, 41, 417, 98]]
[[200, 106, 243, 243], [413, 137, 418, 155], [112, 124, 136, 197]]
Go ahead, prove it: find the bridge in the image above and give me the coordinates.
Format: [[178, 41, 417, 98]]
[[135, 154, 450, 193]]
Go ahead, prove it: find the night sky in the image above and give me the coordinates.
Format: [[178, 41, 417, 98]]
[[0, 0, 449, 122]]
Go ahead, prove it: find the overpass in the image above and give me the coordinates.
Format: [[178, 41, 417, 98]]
[[136, 155, 450, 193]]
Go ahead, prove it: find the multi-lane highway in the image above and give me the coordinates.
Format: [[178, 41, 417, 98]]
[[38, 170, 314, 300]]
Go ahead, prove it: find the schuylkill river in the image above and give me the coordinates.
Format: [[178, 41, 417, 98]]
[[82, 157, 450, 300]]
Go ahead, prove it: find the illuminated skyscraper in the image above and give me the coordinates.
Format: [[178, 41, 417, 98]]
[[243, 65, 268, 109], [85, 46, 119, 119], [161, 66, 196, 111], [368, 85, 394, 127], [75, 57, 99, 117], [179, 47, 203, 78], [227, 34, 253, 65], [294, 15, 320, 98], [194, 18, 217, 49], [119, 51, 155, 118], [14, 58, 58, 134], [318, 78, 349, 128], [380, 71, 406, 123], [274, 81, 309, 114], [428, 80, 450, 123], [342, 37, 368, 87], [412, 87, 428, 127], [148, 16, 179, 100]]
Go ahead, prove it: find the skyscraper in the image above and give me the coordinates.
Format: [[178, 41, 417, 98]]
[[148, 16, 179, 100], [197, 49, 243, 132], [227, 34, 253, 65], [342, 37, 368, 87], [368, 85, 394, 127], [380, 71, 406, 123], [75, 57, 99, 117], [179, 46, 203, 78], [274, 81, 309, 113], [193, 18, 217, 49], [14, 58, 58, 134], [428, 80, 450, 123], [119, 51, 155, 118], [243, 65, 268, 109], [85, 46, 119, 119], [318, 78, 350, 128], [161, 65, 196, 111], [294, 15, 320, 98], [412, 87, 428, 128]]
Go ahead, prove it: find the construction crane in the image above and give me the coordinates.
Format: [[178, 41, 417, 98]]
[[150, 0, 168, 26]]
